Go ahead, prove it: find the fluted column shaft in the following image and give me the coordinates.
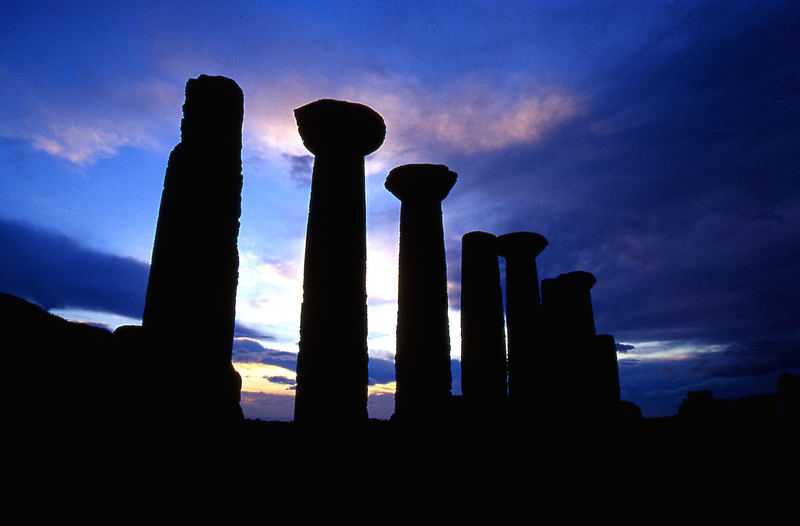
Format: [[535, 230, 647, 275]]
[[293, 99, 385, 424], [460, 231, 507, 413], [386, 164, 457, 422]]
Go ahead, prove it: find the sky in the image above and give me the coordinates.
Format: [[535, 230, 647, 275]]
[[1, 0, 798, 421]]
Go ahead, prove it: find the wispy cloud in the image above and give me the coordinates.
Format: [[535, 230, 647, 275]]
[[344, 75, 583, 156], [2, 114, 156, 166], [242, 73, 584, 177], [0, 78, 179, 165]]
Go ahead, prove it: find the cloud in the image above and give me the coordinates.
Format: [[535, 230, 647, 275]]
[[616, 338, 800, 417], [242, 73, 583, 178], [0, 218, 303, 343], [703, 341, 800, 379], [341, 75, 583, 161], [240, 391, 294, 422], [441, 1, 800, 350], [616, 343, 635, 353], [283, 153, 314, 186], [232, 338, 297, 372], [0, 77, 178, 165], [367, 392, 394, 420], [264, 375, 296, 386], [0, 218, 149, 319], [233, 336, 400, 420], [367, 355, 395, 386], [622, 361, 798, 419], [232, 336, 399, 387], [233, 322, 276, 340], [234, 249, 305, 351]]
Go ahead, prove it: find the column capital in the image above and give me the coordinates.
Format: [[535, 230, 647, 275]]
[[294, 98, 386, 157], [496, 231, 548, 260], [385, 163, 457, 202]]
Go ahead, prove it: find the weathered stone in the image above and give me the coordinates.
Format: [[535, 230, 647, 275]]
[[142, 74, 245, 423], [460, 231, 507, 417], [541, 271, 621, 422], [385, 163, 457, 423], [496, 232, 548, 410], [293, 99, 386, 424]]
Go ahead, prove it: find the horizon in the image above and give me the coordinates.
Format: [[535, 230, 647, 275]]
[[2, 0, 799, 421]]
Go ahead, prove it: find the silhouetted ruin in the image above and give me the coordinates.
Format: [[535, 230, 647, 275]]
[[2, 76, 797, 454], [1, 292, 113, 427], [386, 164, 457, 423], [497, 232, 548, 412], [539, 271, 622, 421], [293, 99, 385, 424], [460, 231, 508, 418], [142, 74, 245, 423]]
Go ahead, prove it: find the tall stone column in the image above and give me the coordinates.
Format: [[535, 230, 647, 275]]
[[497, 232, 548, 413], [142, 74, 244, 423], [385, 164, 457, 422], [293, 99, 385, 424], [460, 231, 507, 417]]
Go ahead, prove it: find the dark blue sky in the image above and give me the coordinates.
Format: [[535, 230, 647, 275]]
[[1, 0, 798, 420]]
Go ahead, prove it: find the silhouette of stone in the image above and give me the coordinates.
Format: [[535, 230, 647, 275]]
[[496, 232, 548, 411], [293, 99, 385, 424], [142, 74, 244, 423], [110, 324, 149, 421], [616, 400, 643, 423], [735, 393, 782, 422], [583, 333, 622, 415], [460, 231, 507, 417], [385, 163, 457, 422], [542, 271, 597, 337], [1, 292, 112, 427], [540, 271, 622, 421], [678, 390, 735, 423], [778, 373, 799, 415]]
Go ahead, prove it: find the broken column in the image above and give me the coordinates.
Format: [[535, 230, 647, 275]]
[[542, 271, 597, 337], [497, 232, 548, 413], [460, 231, 508, 417], [541, 271, 620, 421], [293, 99, 385, 424], [142, 74, 245, 423], [385, 164, 457, 422]]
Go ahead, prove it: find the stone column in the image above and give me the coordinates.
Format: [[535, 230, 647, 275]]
[[540, 271, 595, 419], [543, 271, 597, 338], [142, 74, 244, 423], [293, 99, 385, 424], [541, 271, 620, 421], [588, 334, 621, 409], [497, 232, 548, 412], [385, 164, 457, 422], [460, 231, 507, 417]]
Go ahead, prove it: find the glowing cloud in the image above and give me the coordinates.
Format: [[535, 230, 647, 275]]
[[234, 249, 305, 353], [235, 361, 296, 396], [242, 74, 584, 177], [0, 79, 178, 166]]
